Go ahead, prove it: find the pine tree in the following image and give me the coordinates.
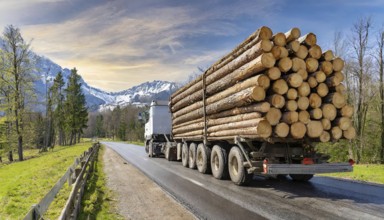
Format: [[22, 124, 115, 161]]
[[51, 72, 66, 145]]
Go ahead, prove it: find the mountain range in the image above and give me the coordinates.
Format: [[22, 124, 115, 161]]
[[35, 56, 178, 111]]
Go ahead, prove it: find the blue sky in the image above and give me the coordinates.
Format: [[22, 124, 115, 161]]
[[0, 0, 383, 91]]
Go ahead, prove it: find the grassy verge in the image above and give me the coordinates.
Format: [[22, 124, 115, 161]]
[[0, 142, 91, 219], [79, 145, 123, 220], [321, 164, 384, 184]]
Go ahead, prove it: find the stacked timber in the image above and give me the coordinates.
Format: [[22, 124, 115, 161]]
[[170, 26, 356, 143]]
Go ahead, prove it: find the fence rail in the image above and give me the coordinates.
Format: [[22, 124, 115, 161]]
[[23, 143, 100, 220]]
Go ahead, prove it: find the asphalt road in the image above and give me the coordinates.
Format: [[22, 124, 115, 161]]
[[103, 142, 384, 220]]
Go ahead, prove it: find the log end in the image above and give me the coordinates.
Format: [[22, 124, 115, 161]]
[[306, 58, 319, 73], [273, 32, 287, 47], [261, 53, 276, 68], [266, 67, 281, 80], [266, 107, 282, 126], [319, 131, 331, 143], [258, 119, 273, 138], [278, 57, 293, 73], [306, 120, 323, 138], [260, 26, 273, 40], [331, 126, 343, 140], [290, 122, 306, 139], [275, 122, 290, 138], [333, 57, 345, 72], [343, 126, 356, 140]]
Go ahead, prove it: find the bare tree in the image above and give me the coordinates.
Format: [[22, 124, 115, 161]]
[[376, 26, 384, 163]]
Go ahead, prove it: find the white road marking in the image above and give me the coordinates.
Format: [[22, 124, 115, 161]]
[[184, 177, 204, 187]]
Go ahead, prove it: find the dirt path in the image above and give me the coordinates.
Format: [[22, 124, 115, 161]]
[[103, 146, 196, 220]]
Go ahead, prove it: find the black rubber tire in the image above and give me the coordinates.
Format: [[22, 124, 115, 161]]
[[210, 145, 229, 179], [289, 174, 314, 181], [181, 143, 189, 167], [165, 145, 170, 161], [228, 146, 253, 185], [188, 143, 197, 169], [145, 140, 149, 154], [196, 143, 211, 174], [148, 140, 153, 158]]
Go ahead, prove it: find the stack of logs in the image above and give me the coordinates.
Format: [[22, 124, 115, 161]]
[[170, 26, 356, 143]]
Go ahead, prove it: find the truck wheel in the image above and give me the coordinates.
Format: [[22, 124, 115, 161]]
[[228, 146, 253, 185], [188, 143, 197, 169], [181, 143, 189, 167], [211, 145, 229, 179], [196, 143, 211, 174], [145, 141, 149, 154], [289, 174, 314, 181], [148, 140, 153, 157]]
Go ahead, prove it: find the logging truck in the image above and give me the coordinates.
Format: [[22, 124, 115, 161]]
[[144, 100, 353, 185]]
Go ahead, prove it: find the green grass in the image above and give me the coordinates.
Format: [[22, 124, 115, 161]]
[[321, 164, 384, 184], [79, 145, 123, 220], [0, 142, 91, 219]]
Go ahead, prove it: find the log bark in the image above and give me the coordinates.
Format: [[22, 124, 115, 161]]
[[208, 119, 272, 138], [208, 102, 270, 119], [332, 57, 345, 72], [173, 118, 202, 130], [306, 58, 319, 73], [208, 112, 264, 126], [290, 122, 307, 139], [338, 105, 354, 118], [322, 103, 337, 120], [308, 45, 322, 59], [274, 122, 290, 138], [298, 110, 310, 124], [298, 82, 310, 97], [272, 33, 287, 47], [321, 118, 332, 130], [331, 126, 343, 140], [265, 107, 282, 126], [298, 33, 317, 47], [285, 100, 298, 111], [343, 126, 356, 140], [291, 57, 306, 72], [306, 120, 323, 138], [207, 118, 266, 133], [278, 57, 293, 72], [334, 117, 352, 130], [283, 73, 303, 88], [285, 28, 301, 42], [267, 94, 285, 108], [321, 50, 334, 61], [310, 108, 323, 119], [295, 45, 309, 59], [286, 88, 298, 100], [324, 92, 346, 109], [316, 83, 329, 97], [266, 67, 281, 80], [272, 79, 289, 95], [282, 111, 299, 124], [297, 96, 310, 110], [320, 61, 333, 75], [309, 93, 322, 109]]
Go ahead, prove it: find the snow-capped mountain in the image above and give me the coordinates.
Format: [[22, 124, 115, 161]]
[[34, 55, 178, 111]]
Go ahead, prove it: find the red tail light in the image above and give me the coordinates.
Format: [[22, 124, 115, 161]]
[[348, 159, 355, 166], [302, 158, 314, 165], [263, 159, 268, 173]]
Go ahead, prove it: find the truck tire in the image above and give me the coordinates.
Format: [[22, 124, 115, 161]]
[[228, 146, 253, 185], [289, 174, 314, 181], [188, 143, 197, 169], [145, 140, 149, 154], [211, 145, 229, 179], [182, 143, 189, 167], [148, 140, 153, 157], [196, 143, 211, 174]]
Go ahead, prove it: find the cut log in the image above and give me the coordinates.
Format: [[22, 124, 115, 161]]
[[278, 57, 293, 72], [285, 28, 301, 42], [334, 117, 352, 130], [324, 92, 346, 109], [283, 73, 303, 88], [272, 79, 289, 95], [343, 126, 356, 140], [319, 131, 331, 142], [208, 112, 264, 126], [271, 46, 288, 59], [298, 82, 310, 97], [320, 61, 333, 75], [207, 118, 266, 133], [287, 40, 300, 53], [321, 50, 334, 61], [286, 88, 298, 100], [297, 69, 308, 80], [208, 119, 272, 138], [297, 96, 310, 110], [267, 94, 286, 109], [308, 76, 318, 88], [290, 122, 307, 139], [321, 118, 332, 130], [316, 83, 329, 97], [265, 107, 282, 125], [310, 108, 323, 119], [308, 45, 322, 59], [339, 105, 354, 118], [208, 102, 270, 119], [295, 45, 309, 59], [309, 93, 322, 109], [332, 57, 345, 72], [326, 71, 344, 87], [282, 111, 299, 124], [291, 57, 306, 72], [266, 67, 281, 80], [331, 126, 343, 140], [310, 71, 326, 83], [322, 103, 337, 120], [274, 122, 290, 138], [175, 129, 204, 137], [272, 33, 287, 47], [306, 120, 323, 138], [298, 110, 310, 124], [306, 58, 319, 73], [298, 33, 317, 47], [335, 83, 346, 93], [173, 122, 204, 134], [285, 100, 298, 111], [173, 118, 203, 130]]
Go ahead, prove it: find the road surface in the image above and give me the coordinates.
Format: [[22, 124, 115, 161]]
[[103, 142, 384, 220]]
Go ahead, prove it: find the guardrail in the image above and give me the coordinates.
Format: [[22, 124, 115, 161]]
[[23, 143, 100, 220]]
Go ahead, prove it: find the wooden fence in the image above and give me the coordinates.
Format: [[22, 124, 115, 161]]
[[23, 143, 100, 220]]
